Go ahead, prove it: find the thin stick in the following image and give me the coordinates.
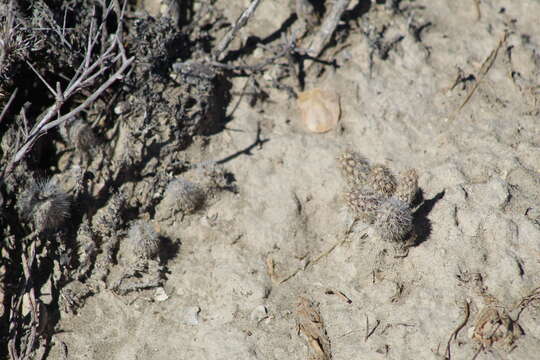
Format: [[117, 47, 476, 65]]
[[279, 226, 368, 284], [306, 0, 351, 65], [444, 300, 470, 360], [450, 32, 507, 120], [213, 0, 263, 61], [0, 88, 18, 124], [210, 32, 297, 72]]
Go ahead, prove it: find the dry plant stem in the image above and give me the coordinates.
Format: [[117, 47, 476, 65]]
[[8, 241, 39, 360], [306, 0, 351, 62], [450, 31, 507, 120], [21, 242, 38, 359], [3, 6, 134, 177], [0, 0, 16, 69], [210, 32, 297, 72], [0, 88, 18, 124], [213, 0, 263, 61], [444, 300, 470, 360], [279, 226, 368, 284]]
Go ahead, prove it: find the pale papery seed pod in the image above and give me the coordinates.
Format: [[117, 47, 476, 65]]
[[128, 220, 160, 260], [367, 164, 397, 198], [395, 169, 418, 205], [373, 198, 413, 243], [18, 178, 70, 232], [337, 151, 371, 188], [345, 189, 384, 224]]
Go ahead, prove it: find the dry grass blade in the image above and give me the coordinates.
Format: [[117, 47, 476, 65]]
[[450, 31, 507, 119]]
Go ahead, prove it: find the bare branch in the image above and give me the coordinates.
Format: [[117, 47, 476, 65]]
[[2, 4, 134, 178], [306, 0, 351, 60], [209, 32, 297, 73], [0, 87, 18, 124], [213, 0, 263, 61]]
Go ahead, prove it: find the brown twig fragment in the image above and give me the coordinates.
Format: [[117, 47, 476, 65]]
[[0, 87, 18, 124], [210, 32, 298, 73], [213, 0, 263, 61], [444, 300, 470, 360], [306, 0, 351, 66]]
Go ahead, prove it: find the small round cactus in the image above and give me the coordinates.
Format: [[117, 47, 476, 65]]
[[128, 220, 160, 259], [164, 178, 206, 214], [69, 119, 97, 154], [367, 164, 397, 197], [338, 150, 371, 188], [395, 169, 418, 205], [373, 198, 413, 243], [346, 189, 384, 223], [18, 178, 70, 232]]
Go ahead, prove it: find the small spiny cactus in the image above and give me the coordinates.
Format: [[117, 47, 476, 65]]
[[337, 150, 371, 188], [128, 220, 160, 260], [345, 189, 384, 224], [395, 169, 418, 205], [165, 178, 206, 214], [367, 164, 397, 197], [373, 198, 413, 243], [18, 178, 70, 232]]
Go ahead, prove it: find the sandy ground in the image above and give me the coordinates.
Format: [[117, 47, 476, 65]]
[[47, 1, 540, 359]]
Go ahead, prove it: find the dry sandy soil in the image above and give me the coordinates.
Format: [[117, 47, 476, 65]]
[[2, 1, 540, 359]]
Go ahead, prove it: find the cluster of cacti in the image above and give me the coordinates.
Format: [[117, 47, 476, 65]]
[[338, 150, 418, 243]]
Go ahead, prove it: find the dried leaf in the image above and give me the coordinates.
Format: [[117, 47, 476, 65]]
[[296, 297, 332, 360]]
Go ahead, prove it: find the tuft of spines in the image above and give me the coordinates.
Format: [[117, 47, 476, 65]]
[[165, 178, 206, 214], [367, 164, 397, 198], [345, 189, 384, 224], [373, 198, 413, 243], [395, 169, 418, 205], [337, 151, 371, 188], [18, 178, 70, 232], [128, 220, 160, 260]]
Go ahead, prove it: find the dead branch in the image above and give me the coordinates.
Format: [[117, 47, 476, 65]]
[[444, 300, 470, 360], [210, 32, 297, 73], [8, 240, 39, 360], [2, 3, 134, 177], [306, 0, 351, 62], [0, 87, 18, 124], [213, 0, 263, 61]]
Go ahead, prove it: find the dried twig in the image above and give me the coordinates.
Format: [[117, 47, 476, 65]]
[[213, 0, 263, 61], [8, 240, 39, 360], [444, 300, 470, 360], [2, 3, 134, 177], [365, 315, 380, 341], [0, 87, 18, 124], [306, 0, 351, 66], [449, 32, 507, 120], [210, 32, 297, 73]]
